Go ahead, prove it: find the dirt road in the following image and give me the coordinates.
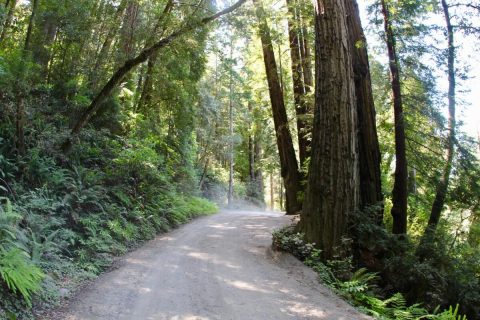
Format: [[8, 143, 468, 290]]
[[49, 210, 370, 320]]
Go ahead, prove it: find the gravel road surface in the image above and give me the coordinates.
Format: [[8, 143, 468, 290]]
[[47, 210, 370, 320]]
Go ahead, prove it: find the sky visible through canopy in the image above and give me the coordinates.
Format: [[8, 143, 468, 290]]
[[358, 1, 480, 139]]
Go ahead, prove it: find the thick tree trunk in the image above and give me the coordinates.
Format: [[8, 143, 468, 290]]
[[381, 0, 408, 234], [424, 0, 456, 234], [252, 0, 302, 215], [346, 0, 383, 223], [300, 0, 359, 260], [61, 0, 247, 153], [286, 0, 309, 168]]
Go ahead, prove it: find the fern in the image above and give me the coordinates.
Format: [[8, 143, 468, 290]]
[[0, 197, 21, 245], [338, 268, 378, 294], [433, 305, 467, 320], [0, 248, 44, 307]]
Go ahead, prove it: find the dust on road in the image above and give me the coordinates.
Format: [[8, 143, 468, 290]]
[[45, 210, 370, 320]]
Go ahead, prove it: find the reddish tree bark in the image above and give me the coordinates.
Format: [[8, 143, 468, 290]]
[[252, 0, 302, 214], [381, 0, 408, 234]]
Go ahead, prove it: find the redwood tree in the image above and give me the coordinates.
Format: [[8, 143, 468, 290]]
[[424, 0, 456, 235], [252, 0, 302, 214], [300, 0, 360, 259], [286, 0, 311, 168], [381, 0, 408, 234], [346, 0, 383, 222]]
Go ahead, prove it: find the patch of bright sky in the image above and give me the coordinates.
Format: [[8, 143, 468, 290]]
[[358, 1, 480, 139]]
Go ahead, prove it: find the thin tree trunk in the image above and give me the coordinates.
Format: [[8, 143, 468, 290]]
[[137, 0, 174, 113], [381, 0, 408, 234], [61, 0, 247, 153], [91, 0, 129, 88], [14, 0, 39, 157], [286, 0, 309, 168], [24, 0, 39, 53], [408, 166, 417, 194], [15, 94, 26, 157], [0, 0, 17, 43], [300, 0, 359, 260], [252, 0, 302, 215], [279, 174, 284, 212], [198, 157, 210, 190], [119, 0, 139, 62], [346, 0, 383, 223], [248, 135, 255, 181], [299, 10, 313, 163], [424, 0, 456, 234], [33, 14, 57, 78], [254, 136, 265, 207], [270, 172, 274, 210], [227, 40, 234, 207], [299, 17, 313, 94]]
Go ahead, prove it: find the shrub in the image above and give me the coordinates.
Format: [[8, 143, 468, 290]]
[[272, 225, 468, 320]]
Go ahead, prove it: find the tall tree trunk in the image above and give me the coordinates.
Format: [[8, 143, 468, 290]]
[[32, 10, 58, 79], [119, 0, 139, 62], [14, 0, 39, 157], [61, 0, 247, 153], [286, 0, 310, 168], [408, 166, 417, 194], [0, 0, 17, 43], [91, 0, 129, 88], [252, 0, 302, 215], [15, 93, 26, 157], [424, 0, 456, 234], [254, 136, 265, 207], [198, 157, 209, 190], [299, 16, 313, 93], [248, 135, 255, 181], [381, 0, 408, 234], [346, 0, 383, 223], [247, 103, 256, 195], [300, 0, 359, 260], [24, 0, 39, 53], [227, 41, 234, 207], [270, 172, 275, 210], [279, 175, 284, 211], [137, 0, 174, 113]]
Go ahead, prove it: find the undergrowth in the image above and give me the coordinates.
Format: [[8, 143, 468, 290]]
[[0, 115, 218, 319], [272, 225, 468, 320]]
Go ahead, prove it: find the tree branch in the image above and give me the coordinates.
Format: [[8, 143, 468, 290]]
[[62, 0, 247, 153]]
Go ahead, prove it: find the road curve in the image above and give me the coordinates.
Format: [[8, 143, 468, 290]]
[[46, 210, 370, 320]]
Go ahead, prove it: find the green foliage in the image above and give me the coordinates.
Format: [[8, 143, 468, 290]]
[[0, 199, 44, 308], [0, 249, 44, 307], [272, 225, 470, 320], [272, 225, 319, 261]]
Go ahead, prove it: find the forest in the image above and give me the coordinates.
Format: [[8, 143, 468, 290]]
[[0, 0, 479, 319]]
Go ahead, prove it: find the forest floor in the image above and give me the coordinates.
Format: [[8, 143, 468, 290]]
[[40, 210, 370, 320]]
